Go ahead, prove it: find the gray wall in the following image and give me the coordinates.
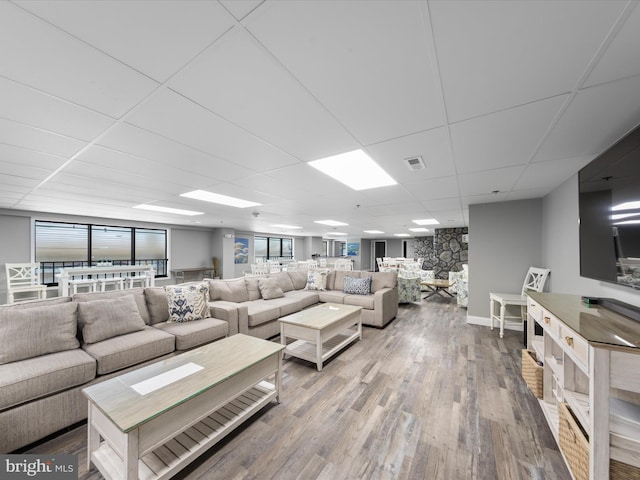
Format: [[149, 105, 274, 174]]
[[542, 174, 640, 307], [169, 228, 214, 279], [0, 214, 32, 301], [468, 199, 543, 318]]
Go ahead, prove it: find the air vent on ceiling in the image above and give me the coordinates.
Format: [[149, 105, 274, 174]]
[[404, 156, 425, 171]]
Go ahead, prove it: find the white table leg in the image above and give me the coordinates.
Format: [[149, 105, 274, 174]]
[[500, 302, 506, 338], [124, 428, 139, 480], [316, 330, 323, 371], [490, 297, 495, 330], [87, 404, 99, 470]]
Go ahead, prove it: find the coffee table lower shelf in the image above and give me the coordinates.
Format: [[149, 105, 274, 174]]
[[283, 328, 359, 370], [90, 381, 275, 480]]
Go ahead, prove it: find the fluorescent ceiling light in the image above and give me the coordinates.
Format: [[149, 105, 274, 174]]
[[614, 220, 640, 225], [612, 201, 640, 211], [409, 227, 429, 232], [315, 220, 348, 226], [364, 230, 384, 234], [134, 204, 203, 216], [325, 232, 348, 236], [181, 190, 261, 208], [394, 233, 411, 237], [270, 224, 303, 229], [412, 218, 439, 226], [308, 149, 396, 190], [611, 213, 640, 220]]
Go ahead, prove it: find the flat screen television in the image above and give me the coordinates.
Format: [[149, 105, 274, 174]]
[[579, 123, 640, 289]]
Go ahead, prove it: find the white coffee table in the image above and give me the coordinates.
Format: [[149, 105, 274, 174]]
[[83, 334, 284, 480], [279, 303, 362, 371]]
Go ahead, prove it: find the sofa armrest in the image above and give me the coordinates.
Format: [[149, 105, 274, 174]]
[[208, 301, 246, 336], [374, 287, 398, 325]]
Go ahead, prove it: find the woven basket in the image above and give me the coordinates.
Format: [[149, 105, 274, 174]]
[[559, 402, 589, 480], [521, 349, 543, 398], [611, 458, 640, 480]]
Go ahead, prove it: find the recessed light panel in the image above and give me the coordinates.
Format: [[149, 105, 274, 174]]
[[134, 204, 204, 216], [325, 232, 348, 236], [394, 233, 411, 237], [363, 230, 384, 234], [270, 224, 303, 229], [181, 190, 261, 208], [308, 149, 396, 190], [315, 220, 348, 226], [409, 227, 429, 232], [412, 218, 439, 226]]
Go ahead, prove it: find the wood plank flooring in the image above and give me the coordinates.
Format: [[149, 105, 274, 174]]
[[23, 298, 571, 480]]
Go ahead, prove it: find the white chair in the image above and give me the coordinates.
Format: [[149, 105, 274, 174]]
[[5, 263, 48, 303], [490, 267, 550, 338], [97, 276, 125, 292], [126, 274, 151, 289], [69, 277, 98, 294]]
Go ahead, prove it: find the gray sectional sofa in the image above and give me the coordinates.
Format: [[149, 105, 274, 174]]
[[207, 269, 398, 339], [0, 287, 228, 453], [0, 269, 397, 453]]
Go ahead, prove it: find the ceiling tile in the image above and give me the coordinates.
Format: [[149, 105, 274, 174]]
[[220, 0, 264, 21], [0, 119, 86, 157], [17, 0, 235, 83], [430, 0, 627, 122], [515, 156, 593, 192], [246, 1, 444, 145], [451, 95, 567, 174], [0, 2, 158, 117], [457, 166, 525, 197], [535, 74, 640, 162], [0, 144, 67, 170], [171, 28, 358, 160], [403, 176, 460, 201], [125, 89, 300, 172]]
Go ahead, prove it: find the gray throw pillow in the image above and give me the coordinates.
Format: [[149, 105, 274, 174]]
[[78, 295, 146, 344], [0, 302, 79, 365], [343, 276, 372, 295], [258, 277, 285, 300]]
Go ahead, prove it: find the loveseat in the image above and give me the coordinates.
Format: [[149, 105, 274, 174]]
[[206, 269, 398, 339], [0, 286, 228, 453]]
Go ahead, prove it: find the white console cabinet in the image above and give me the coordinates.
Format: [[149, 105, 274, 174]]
[[526, 292, 640, 480]]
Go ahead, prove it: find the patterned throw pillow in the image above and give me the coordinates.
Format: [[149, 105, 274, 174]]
[[343, 275, 372, 295], [166, 283, 211, 323], [305, 270, 328, 291]]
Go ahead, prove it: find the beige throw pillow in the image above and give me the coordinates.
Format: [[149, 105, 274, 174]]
[[0, 302, 79, 365], [165, 283, 211, 323], [78, 295, 146, 344], [257, 277, 285, 300]]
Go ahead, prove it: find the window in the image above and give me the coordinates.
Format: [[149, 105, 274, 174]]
[[35, 220, 168, 285], [254, 236, 294, 261]]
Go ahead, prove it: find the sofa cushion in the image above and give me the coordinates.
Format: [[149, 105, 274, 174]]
[[165, 283, 211, 323], [0, 302, 79, 365], [244, 276, 262, 301], [284, 290, 320, 309], [371, 271, 397, 292], [0, 349, 95, 410], [0, 296, 71, 311], [82, 326, 175, 375], [78, 295, 146, 344], [306, 270, 328, 291], [74, 287, 151, 325], [288, 271, 308, 290], [318, 291, 348, 304], [343, 275, 372, 295], [144, 287, 170, 325], [264, 296, 302, 317], [208, 278, 249, 303], [325, 269, 337, 291], [344, 294, 375, 309], [246, 301, 281, 327], [258, 277, 284, 300], [270, 272, 295, 292], [333, 270, 360, 292], [153, 317, 227, 351]]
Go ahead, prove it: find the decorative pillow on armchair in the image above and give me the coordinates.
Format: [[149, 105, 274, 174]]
[[166, 282, 211, 323], [343, 275, 372, 295], [305, 270, 328, 291]]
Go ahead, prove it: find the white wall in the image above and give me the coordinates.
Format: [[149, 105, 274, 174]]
[[542, 174, 640, 308], [0, 214, 32, 302]]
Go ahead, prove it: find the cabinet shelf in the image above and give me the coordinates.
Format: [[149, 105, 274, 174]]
[[564, 390, 590, 434]]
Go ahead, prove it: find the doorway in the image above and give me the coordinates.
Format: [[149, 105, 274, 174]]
[[372, 240, 386, 271]]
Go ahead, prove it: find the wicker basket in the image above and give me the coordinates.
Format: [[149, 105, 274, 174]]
[[611, 458, 640, 480], [521, 349, 543, 398], [559, 402, 589, 480]]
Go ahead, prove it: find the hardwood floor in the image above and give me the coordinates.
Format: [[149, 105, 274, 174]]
[[24, 298, 571, 480]]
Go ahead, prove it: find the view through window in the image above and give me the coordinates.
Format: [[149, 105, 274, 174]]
[[254, 236, 293, 261], [35, 220, 168, 285]]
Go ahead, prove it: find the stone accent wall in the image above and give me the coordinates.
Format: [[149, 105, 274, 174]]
[[412, 227, 468, 278]]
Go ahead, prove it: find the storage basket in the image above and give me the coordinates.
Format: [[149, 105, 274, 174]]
[[559, 402, 589, 480], [521, 349, 543, 399], [611, 459, 640, 480]]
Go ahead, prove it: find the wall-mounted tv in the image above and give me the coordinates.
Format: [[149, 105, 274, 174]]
[[579, 123, 640, 289]]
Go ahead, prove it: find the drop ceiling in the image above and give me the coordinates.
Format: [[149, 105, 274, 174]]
[[1, 0, 640, 238]]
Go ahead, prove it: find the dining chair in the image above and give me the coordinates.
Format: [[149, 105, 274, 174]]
[[5, 262, 48, 303], [489, 267, 550, 338]]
